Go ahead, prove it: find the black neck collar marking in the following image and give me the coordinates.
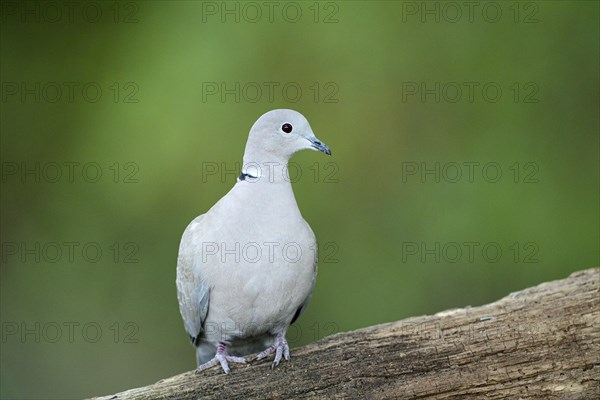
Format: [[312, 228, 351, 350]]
[[238, 171, 258, 182]]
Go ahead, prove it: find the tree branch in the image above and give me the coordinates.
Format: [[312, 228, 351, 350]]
[[91, 268, 600, 399]]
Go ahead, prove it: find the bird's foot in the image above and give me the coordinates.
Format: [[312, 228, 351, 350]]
[[196, 342, 247, 374], [253, 332, 290, 369]]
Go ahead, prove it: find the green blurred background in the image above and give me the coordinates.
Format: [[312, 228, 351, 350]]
[[1, 1, 598, 398]]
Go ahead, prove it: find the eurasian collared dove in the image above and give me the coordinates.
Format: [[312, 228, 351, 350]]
[[176, 109, 331, 373]]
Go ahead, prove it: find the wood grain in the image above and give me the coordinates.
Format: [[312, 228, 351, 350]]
[[91, 268, 600, 400]]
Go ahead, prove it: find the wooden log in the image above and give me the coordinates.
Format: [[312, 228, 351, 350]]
[[91, 268, 600, 400]]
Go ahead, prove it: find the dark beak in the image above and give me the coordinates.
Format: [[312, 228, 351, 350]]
[[308, 137, 332, 155]]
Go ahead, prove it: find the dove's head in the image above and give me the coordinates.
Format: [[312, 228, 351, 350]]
[[243, 109, 331, 164]]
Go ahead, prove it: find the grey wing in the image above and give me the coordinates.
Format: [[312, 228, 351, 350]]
[[290, 266, 317, 325], [176, 214, 210, 346], [290, 220, 318, 325]]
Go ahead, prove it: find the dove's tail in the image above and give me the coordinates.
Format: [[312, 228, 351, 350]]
[[196, 342, 215, 366]]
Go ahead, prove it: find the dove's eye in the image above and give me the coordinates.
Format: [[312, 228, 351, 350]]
[[281, 123, 293, 134]]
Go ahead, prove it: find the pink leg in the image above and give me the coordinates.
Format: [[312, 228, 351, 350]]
[[253, 332, 290, 369], [196, 342, 247, 374]]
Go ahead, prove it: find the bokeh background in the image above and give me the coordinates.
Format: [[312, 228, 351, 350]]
[[1, 1, 598, 399]]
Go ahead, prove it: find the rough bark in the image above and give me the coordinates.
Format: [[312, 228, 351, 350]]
[[91, 268, 600, 400]]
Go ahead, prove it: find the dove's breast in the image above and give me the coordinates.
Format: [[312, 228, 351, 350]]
[[195, 181, 317, 343]]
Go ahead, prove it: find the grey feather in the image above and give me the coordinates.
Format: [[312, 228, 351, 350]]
[[176, 215, 211, 344], [291, 269, 317, 325], [176, 110, 329, 370]]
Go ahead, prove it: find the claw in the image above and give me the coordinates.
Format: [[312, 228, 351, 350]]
[[253, 333, 290, 369], [253, 344, 276, 362], [196, 342, 247, 374]]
